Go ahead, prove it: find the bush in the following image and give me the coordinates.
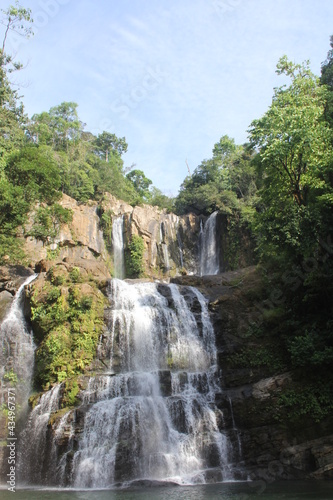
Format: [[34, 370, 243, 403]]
[[125, 235, 145, 278]]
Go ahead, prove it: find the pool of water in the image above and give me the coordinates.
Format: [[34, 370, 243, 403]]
[[1, 481, 333, 500]]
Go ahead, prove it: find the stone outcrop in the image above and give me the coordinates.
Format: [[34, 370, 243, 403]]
[[23, 194, 202, 279], [24, 194, 107, 265], [100, 194, 201, 276]]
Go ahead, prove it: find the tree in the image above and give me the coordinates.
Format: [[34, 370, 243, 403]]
[[48, 102, 83, 151], [0, 1, 33, 57], [175, 136, 257, 215], [212, 134, 237, 162], [94, 131, 127, 162], [28, 111, 54, 145], [249, 56, 331, 208], [0, 2, 33, 168], [149, 186, 174, 211], [248, 55, 333, 413], [321, 34, 333, 129], [126, 169, 152, 200], [5, 145, 61, 203]]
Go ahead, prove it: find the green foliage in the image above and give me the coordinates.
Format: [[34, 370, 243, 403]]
[[29, 204, 72, 245], [125, 235, 145, 278], [31, 268, 106, 389], [126, 169, 152, 201], [149, 187, 175, 212], [26, 104, 151, 205], [174, 137, 258, 270], [277, 378, 333, 424], [61, 379, 79, 407], [288, 326, 333, 368], [69, 267, 81, 283], [46, 286, 61, 303], [249, 57, 333, 264], [0, 2, 33, 59], [245, 49, 333, 424], [0, 233, 25, 264], [229, 345, 286, 373], [321, 34, 333, 129], [94, 131, 128, 161], [31, 102, 84, 152], [0, 144, 67, 262], [98, 207, 113, 250], [0, 2, 33, 111], [46, 247, 60, 261], [3, 369, 18, 385], [5, 146, 62, 203], [175, 137, 257, 215]]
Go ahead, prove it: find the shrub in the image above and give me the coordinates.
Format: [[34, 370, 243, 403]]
[[125, 235, 145, 278]]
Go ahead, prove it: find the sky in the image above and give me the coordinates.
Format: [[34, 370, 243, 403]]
[[2, 0, 333, 195]]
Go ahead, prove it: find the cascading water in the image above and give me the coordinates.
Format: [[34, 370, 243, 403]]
[[0, 274, 37, 408], [176, 217, 184, 269], [112, 215, 125, 279], [68, 279, 234, 487], [19, 384, 62, 484], [228, 396, 243, 461], [18, 277, 238, 487], [160, 222, 171, 272], [199, 211, 220, 276]]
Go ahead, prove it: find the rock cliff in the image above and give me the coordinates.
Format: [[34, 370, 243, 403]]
[[100, 193, 201, 276], [23, 193, 202, 278]]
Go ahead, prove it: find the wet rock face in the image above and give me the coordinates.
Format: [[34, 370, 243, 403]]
[[0, 290, 12, 323], [174, 268, 333, 481]]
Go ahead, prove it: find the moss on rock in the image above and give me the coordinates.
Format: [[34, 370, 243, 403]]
[[28, 264, 107, 391]]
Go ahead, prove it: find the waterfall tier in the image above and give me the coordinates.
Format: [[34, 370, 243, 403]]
[[200, 211, 220, 276], [73, 280, 233, 486], [0, 274, 37, 406], [21, 279, 235, 487], [112, 215, 125, 279]]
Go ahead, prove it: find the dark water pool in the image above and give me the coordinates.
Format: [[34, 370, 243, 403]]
[[1, 481, 333, 500]]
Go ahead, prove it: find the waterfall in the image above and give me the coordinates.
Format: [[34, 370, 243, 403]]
[[160, 222, 171, 272], [199, 211, 220, 276], [176, 218, 184, 269], [0, 274, 37, 407], [112, 216, 125, 279], [228, 396, 243, 460], [19, 384, 62, 484], [69, 279, 233, 487]]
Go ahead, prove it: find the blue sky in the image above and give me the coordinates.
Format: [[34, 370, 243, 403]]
[[3, 0, 333, 195]]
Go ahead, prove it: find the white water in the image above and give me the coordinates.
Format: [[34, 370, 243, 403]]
[[161, 244, 170, 271], [70, 279, 233, 487], [112, 216, 125, 279], [199, 212, 220, 276], [228, 396, 243, 460], [177, 233, 184, 269], [0, 274, 37, 405], [160, 222, 171, 271], [19, 384, 62, 484]]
